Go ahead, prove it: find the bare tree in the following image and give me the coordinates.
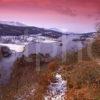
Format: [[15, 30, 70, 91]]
[[96, 22, 100, 36], [96, 22, 100, 32]]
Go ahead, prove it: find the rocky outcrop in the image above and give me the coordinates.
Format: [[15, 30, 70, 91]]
[[0, 46, 12, 58]]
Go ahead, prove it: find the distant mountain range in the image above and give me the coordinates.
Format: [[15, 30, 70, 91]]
[[0, 21, 63, 38], [0, 21, 96, 39]]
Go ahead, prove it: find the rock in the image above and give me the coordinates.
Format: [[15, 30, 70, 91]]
[[0, 46, 12, 58]]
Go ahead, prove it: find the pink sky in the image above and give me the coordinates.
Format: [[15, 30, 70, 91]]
[[0, 0, 100, 32]]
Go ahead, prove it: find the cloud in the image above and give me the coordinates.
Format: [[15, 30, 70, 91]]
[[0, 0, 100, 17]]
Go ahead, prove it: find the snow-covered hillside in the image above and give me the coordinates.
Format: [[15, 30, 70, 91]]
[[0, 21, 26, 26]]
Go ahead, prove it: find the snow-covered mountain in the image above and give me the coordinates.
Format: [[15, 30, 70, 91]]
[[50, 28, 62, 32], [0, 21, 26, 26]]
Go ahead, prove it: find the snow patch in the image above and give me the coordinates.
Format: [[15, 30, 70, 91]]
[[44, 73, 67, 100], [0, 43, 25, 52]]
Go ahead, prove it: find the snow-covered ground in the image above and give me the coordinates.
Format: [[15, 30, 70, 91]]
[[35, 36, 57, 43], [0, 43, 25, 52], [44, 73, 67, 100], [0, 35, 58, 53], [0, 34, 86, 54]]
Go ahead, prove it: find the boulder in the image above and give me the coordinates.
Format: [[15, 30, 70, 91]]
[[0, 46, 12, 58]]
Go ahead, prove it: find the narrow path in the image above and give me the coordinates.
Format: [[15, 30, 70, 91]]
[[44, 71, 67, 100]]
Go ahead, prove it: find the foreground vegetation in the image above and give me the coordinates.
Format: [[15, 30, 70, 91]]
[[61, 61, 100, 100], [62, 37, 100, 100]]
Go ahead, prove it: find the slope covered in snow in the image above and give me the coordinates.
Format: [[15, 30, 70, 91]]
[[0, 21, 26, 26]]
